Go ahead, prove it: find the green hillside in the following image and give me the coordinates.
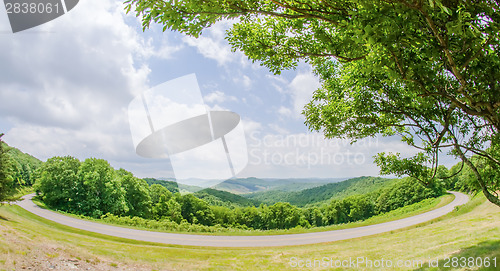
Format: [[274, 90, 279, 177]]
[[213, 177, 277, 194], [143, 178, 179, 193], [246, 176, 396, 207], [194, 188, 260, 207], [178, 183, 204, 193], [143, 178, 205, 194], [2, 142, 43, 186], [213, 177, 345, 194]]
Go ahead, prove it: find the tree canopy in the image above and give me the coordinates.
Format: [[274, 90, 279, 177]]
[[125, 0, 500, 206]]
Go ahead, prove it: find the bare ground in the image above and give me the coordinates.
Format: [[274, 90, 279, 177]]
[[0, 222, 158, 271]]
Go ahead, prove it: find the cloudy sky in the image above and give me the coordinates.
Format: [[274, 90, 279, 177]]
[[0, 0, 452, 181]]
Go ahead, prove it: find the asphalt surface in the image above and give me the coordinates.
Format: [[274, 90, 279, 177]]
[[16, 192, 469, 247]]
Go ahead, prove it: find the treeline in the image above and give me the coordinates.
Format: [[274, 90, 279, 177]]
[[35, 156, 444, 231]]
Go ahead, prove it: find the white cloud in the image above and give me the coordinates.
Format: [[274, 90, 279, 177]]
[[241, 119, 263, 135], [266, 74, 289, 84], [141, 36, 184, 60], [204, 90, 237, 104], [182, 21, 243, 66], [288, 70, 321, 118], [277, 106, 292, 117], [231, 74, 253, 90], [240, 132, 421, 178], [268, 124, 289, 135], [0, 0, 157, 165]]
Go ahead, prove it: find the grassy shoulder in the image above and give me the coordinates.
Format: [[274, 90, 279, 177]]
[[0, 192, 498, 270], [30, 193, 454, 236]]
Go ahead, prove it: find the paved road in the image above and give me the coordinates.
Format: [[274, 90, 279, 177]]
[[16, 192, 468, 247]]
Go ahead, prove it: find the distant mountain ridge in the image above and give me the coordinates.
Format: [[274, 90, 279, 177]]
[[212, 177, 349, 194]]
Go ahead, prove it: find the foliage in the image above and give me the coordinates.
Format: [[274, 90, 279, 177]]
[[124, 0, 500, 206], [194, 188, 260, 207], [214, 177, 335, 194], [374, 178, 443, 214], [143, 178, 179, 193], [5, 144, 42, 187], [444, 154, 500, 198], [0, 134, 14, 201], [246, 176, 395, 206], [34, 156, 81, 209], [0, 138, 42, 201], [35, 157, 129, 218], [77, 158, 128, 217], [119, 169, 152, 218]]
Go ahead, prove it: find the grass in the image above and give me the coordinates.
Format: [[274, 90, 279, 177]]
[[29, 193, 454, 236], [0, 193, 498, 270]]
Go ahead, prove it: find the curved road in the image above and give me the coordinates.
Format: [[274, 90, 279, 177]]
[[16, 192, 468, 247]]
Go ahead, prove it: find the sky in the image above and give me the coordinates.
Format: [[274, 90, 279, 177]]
[[0, 0, 455, 181]]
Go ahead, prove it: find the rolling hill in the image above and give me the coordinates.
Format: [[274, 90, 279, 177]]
[[212, 177, 348, 194], [143, 178, 180, 193], [245, 176, 397, 207], [194, 188, 260, 207]]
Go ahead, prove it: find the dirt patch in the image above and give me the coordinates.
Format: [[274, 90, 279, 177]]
[[0, 223, 157, 271]]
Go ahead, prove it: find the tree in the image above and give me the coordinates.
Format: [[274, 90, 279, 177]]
[[0, 134, 13, 201], [34, 156, 81, 210], [150, 184, 173, 220], [77, 158, 128, 217], [179, 193, 215, 225], [126, 0, 500, 206], [117, 169, 152, 218]]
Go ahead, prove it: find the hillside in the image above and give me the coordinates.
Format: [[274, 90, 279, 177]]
[[245, 176, 396, 207], [194, 188, 260, 207], [213, 177, 347, 194], [143, 178, 180, 193], [143, 178, 205, 194], [2, 142, 43, 186], [178, 183, 204, 193]]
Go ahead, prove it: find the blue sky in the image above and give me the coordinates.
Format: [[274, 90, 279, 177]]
[[0, 0, 452, 180]]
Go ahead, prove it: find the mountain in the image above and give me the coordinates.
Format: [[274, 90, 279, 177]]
[[178, 183, 204, 193], [175, 178, 227, 188], [212, 177, 349, 194], [194, 188, 260, 207], [143, 178, 204, 194], [143, 178, 180, 193], [245, 176, 396, 207]]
